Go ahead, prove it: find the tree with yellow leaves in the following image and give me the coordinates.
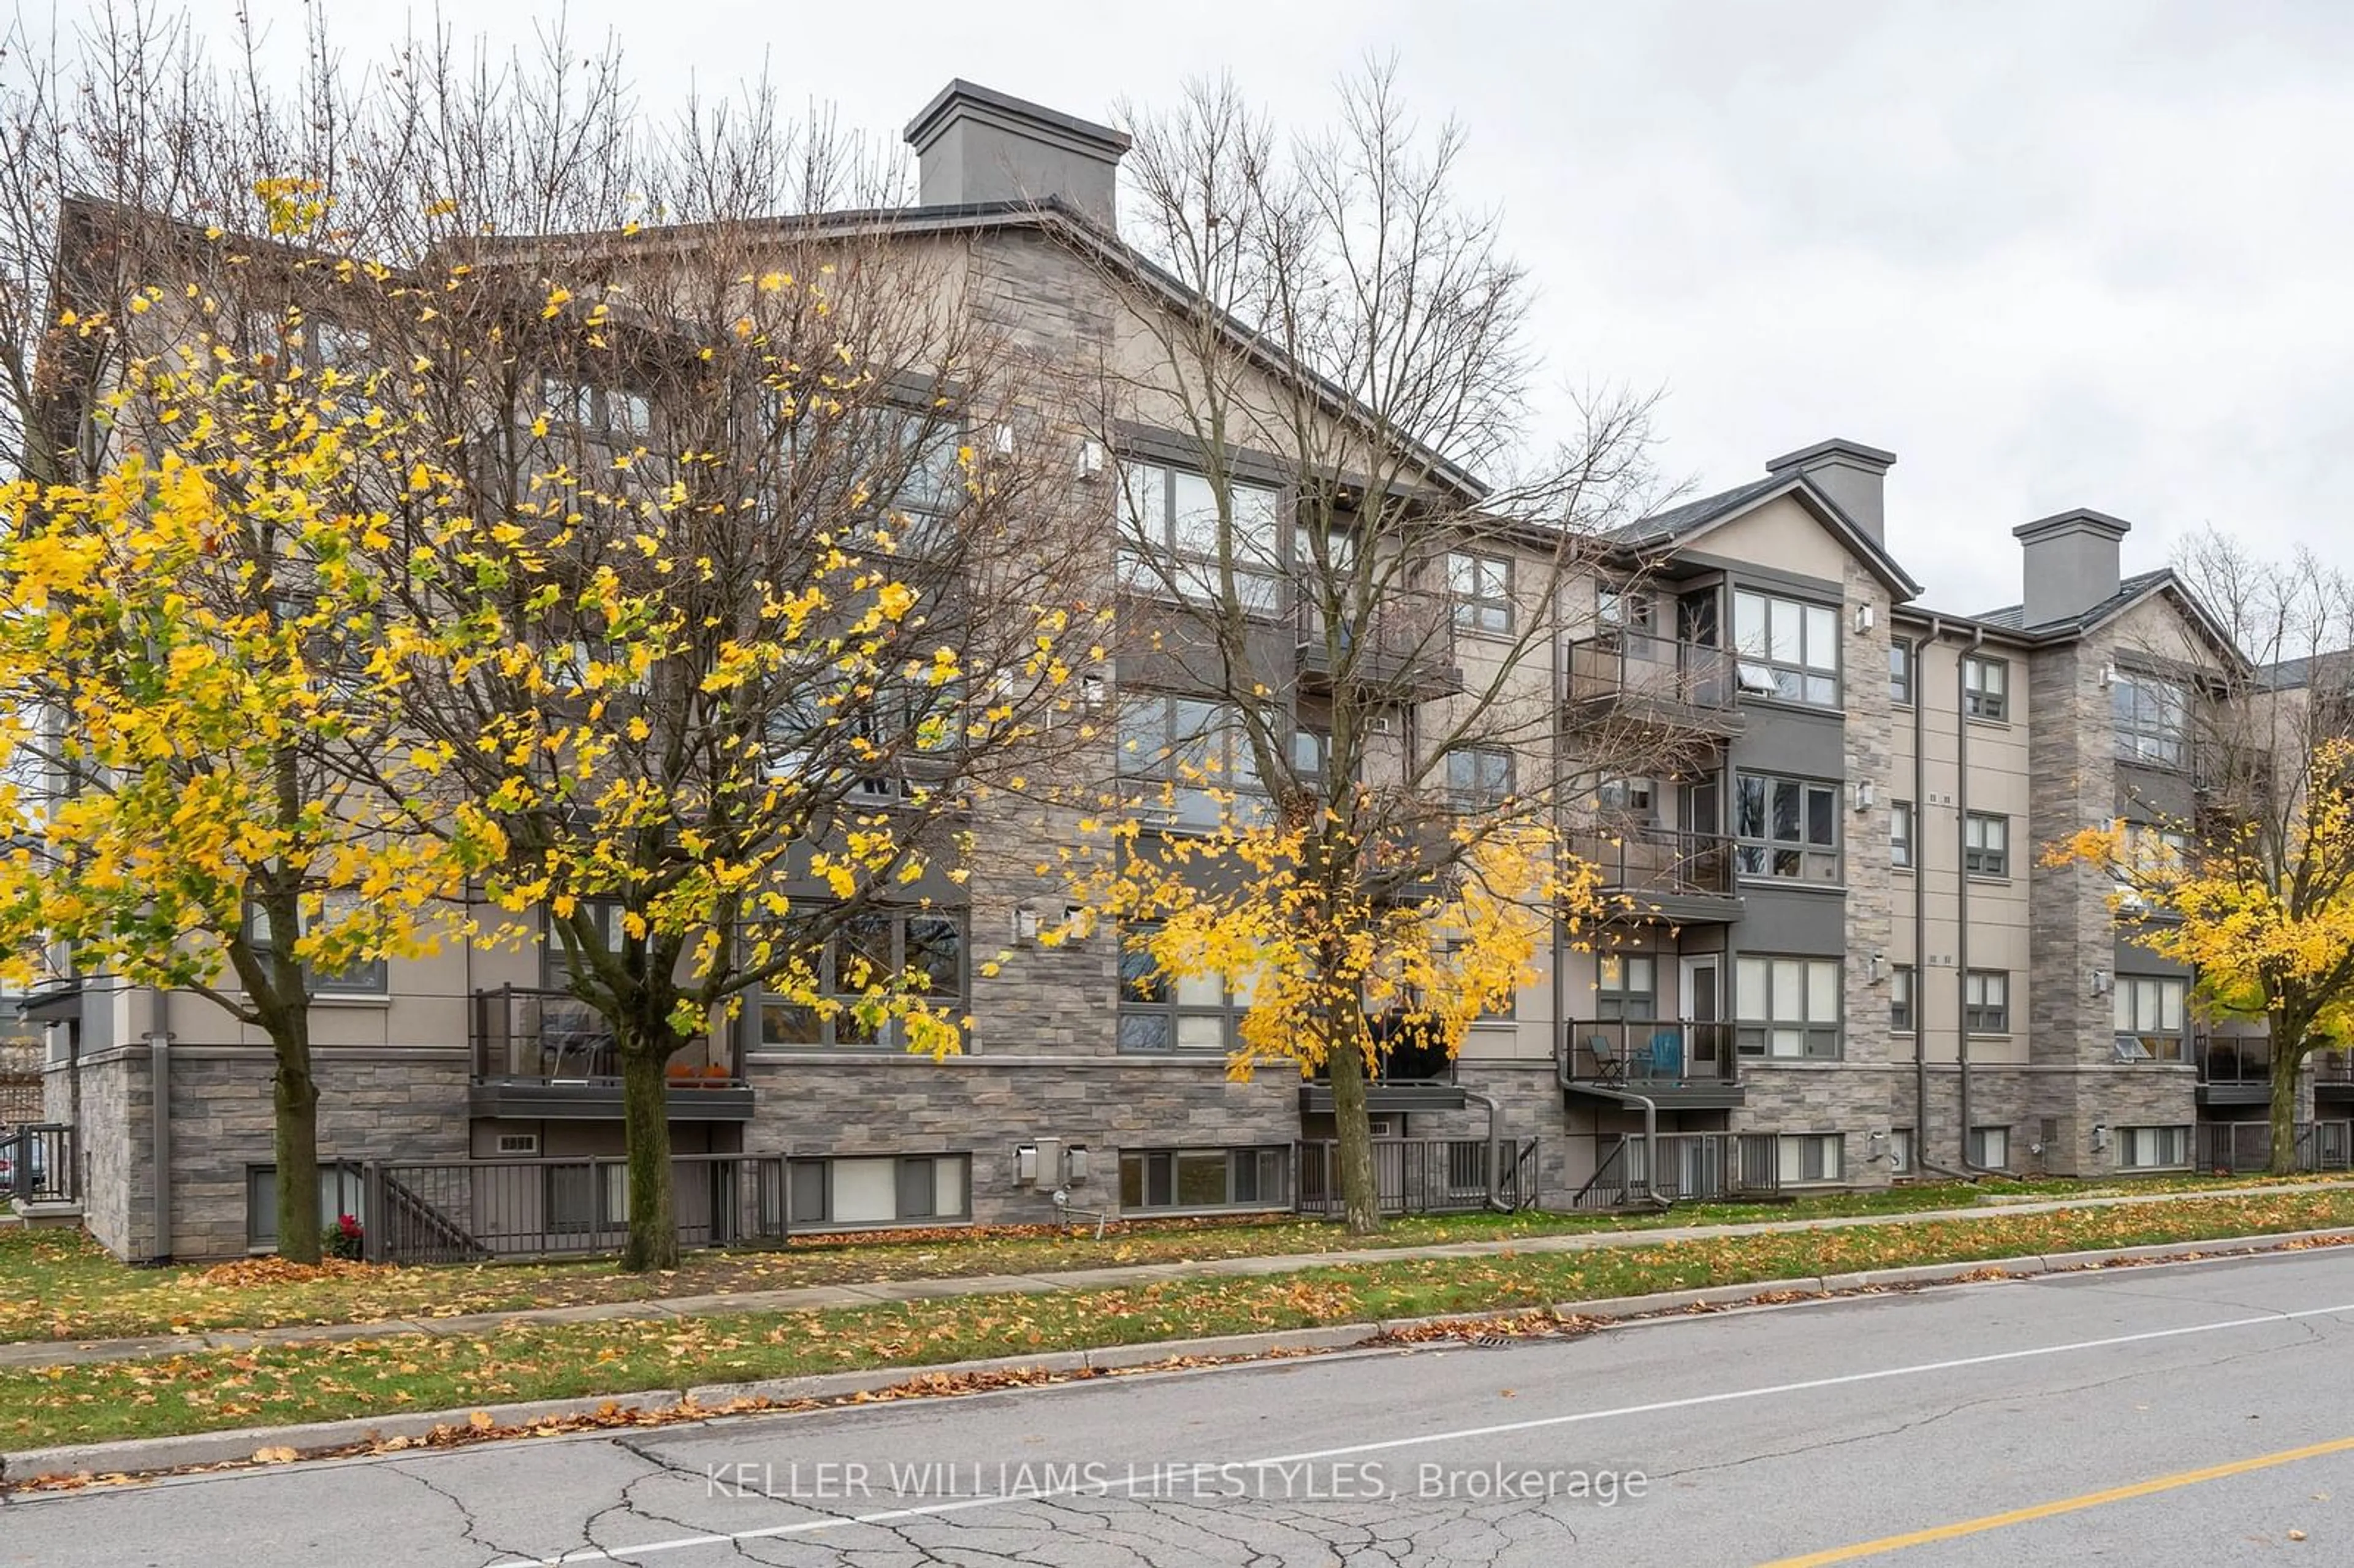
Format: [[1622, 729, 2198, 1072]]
[[2047, 531, 2354, 1173], [1065, 70, 1664, 1233], [0, 242, 484, 1260]]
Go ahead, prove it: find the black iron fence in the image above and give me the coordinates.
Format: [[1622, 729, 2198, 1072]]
[[1561, 1020, 1740, 1088], [1293, 1136, 1538, 1219], [359, 1152, 787, 1264], [2193, 1120, 2354, 1176], [0, 1122, 76, 1206], [1572, 1131, 1781, 1211]]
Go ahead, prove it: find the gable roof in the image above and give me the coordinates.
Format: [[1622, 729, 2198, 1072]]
[[1967, 566, 2244, 668], [1610, 471, 1924, 599]]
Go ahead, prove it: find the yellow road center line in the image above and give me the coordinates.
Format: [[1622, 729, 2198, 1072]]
[[1758, 1433, 2354, 1566]]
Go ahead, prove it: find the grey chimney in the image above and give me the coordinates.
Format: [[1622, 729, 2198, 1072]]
[[2012, 509, 2130, 628], [904, 80, 1130, 230], [1766, 438, 1897, 543]]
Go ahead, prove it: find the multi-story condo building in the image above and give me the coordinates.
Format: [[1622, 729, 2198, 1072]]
[[24, 80, 2290, 1260]]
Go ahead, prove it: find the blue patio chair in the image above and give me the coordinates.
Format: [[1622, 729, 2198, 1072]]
[[1645, 1029, 1686, 1081]]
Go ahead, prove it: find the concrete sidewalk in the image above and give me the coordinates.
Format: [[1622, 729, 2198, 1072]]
[[6, 1176, 2351, 1374]]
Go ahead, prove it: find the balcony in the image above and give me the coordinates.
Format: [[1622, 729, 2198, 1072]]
[[1572, 825, 1740, 924], [1560, 1019, 1745, 1109], [1563, 633, 1745, 737], [1299, 1027, 1469, 1115], [469, 984, 753, 1122], [2193, 1034, 2274, 1108], [1294, 588, 1461, 698], [2316, 1050, 2354, 1104]]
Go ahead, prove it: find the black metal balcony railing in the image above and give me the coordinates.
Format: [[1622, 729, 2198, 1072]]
[[1564, 633, 1740, 720], [1293, 1136, 1539, 1218], [1572, 1130, 1780, 1211], [2194, 1035, 2274, 1086], [2193, 1121, 2353, 1176], [0, 1122, 77, 1206], [1572, 824, 1737, 901], [1293, 587, 1460, 692], [471, 984, 738, 1085], [1561, 1019, 1740, 1088]]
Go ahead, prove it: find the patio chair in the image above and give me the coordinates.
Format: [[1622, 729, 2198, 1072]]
[[1645, 1029, 1686, 1082], [1586, 1032, 1628, 1086]]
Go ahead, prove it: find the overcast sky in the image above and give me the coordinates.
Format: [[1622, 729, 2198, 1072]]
[[149, 0, 2354, 612]]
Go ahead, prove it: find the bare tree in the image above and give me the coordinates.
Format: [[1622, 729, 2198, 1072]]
[[1070, 67, 1667, 1233]]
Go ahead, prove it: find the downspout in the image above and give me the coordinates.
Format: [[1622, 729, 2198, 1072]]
[[1555, 1048, 1661, 1205], [1458, 1087, 1512, 1210], [146, 985, 173, 1263], [1956, 625, 1986, 1172]]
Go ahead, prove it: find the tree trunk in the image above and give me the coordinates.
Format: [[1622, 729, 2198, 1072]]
[[1327, 1036, 1381, 1235], [272, 1010, 322, 1265], [617, 1030, 680, 1273], [2269, 1041, 2303, 1176]]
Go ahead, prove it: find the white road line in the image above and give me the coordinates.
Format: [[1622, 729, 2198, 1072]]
[[489, 1295, 2354, 1567]]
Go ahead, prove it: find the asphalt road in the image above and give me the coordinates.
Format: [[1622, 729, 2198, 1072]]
[[9, 1247, 2354, 1566]]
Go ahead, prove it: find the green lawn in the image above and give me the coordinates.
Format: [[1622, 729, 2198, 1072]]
[[5, 1185, 2351, 1455], [1, 1171, 2339, 1345]]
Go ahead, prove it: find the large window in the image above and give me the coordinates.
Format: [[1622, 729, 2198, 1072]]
[[1734, 772, 1840, 882], [2125, 823, 2192, 880], [1119, 695, 1263, 829], [1964, 812, 2009, 878], [1119, 925, 1251, 1052], [789, 1155, 970, 1227], [2114, 975, 2186, 1061], [1119, 460, 1282, 614], [2117, 1125, 2192, 1170], [760, 913, 966, 1049], [1889, 640, 1914, 706], [1120, 1147, 1289, 1212], [245, 891, 386, 996], [1448, 551, 1514, 635], [1732, 589, 1839, 706], [1962, 655, 2008, 721], [1596, 954, 1656, 1021], [1735, 956, 1842, 1059], [1777, 1133, 1843, 1184], [1891, 965, 1915, 1034], [1447, 747, 1515, 812], [2114, 672, 2188, 768], [1964, 970, 2009, 1034], [1891, 801, 1914, 869], [546, 1162, 629, 1235]]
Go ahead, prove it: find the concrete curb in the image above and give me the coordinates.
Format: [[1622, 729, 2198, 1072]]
[[10, 1225, 2354, 1486]]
